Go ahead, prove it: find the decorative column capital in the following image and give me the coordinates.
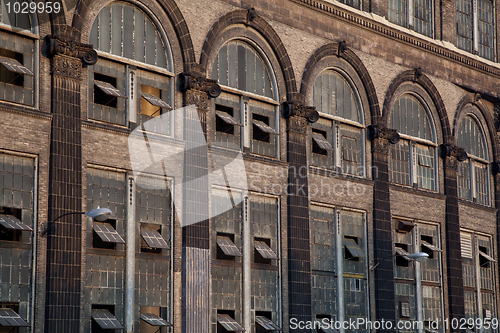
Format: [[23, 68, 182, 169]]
[[47, 34, 98, 79], [440, 142, 468, 171], [179, 71, 221, 111], [283, 100, 318, 135], [368, 124, 400, 154]]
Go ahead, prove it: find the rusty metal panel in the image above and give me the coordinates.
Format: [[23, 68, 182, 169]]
[[182, 247, 211, 333]]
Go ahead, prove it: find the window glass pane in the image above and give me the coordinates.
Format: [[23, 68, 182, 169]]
[[212, 92, 241, 150], [340, 125, 362, 176], [390, 94, 433, 142], [311, 206, 336, 273], [413, 0, 432, 37], [477, 0, 495, 61], [311, 118, 334, 169], [474, 162, 488, 205], [250, 195, 279, 321], [457, 113, 487, 160], [337, 0, 360, 9], [0, 1, 31, 30], [388, 0, 408, 28], [137, 70, 171, 135], [90, 3, 170, 69], [212, 41, 275, 99], [458, 160, 471, 200], [391, 139, 411, 186], [250, 99, 277, 158], [416, 144, 435, 190], [341, 210, 367, 330], [311, 70, 361, 123], [456, 0, 474, 53]]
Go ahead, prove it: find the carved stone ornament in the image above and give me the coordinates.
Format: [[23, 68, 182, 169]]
[[440, 142, 468, 171], [47, 35, 98, 65], [413, 67, 423, 82], [51, 55, 82, 79], [368, 124, 400, 144], [246, 7, 257, 24], [287, 116, 308, 135], [338, 40, 348, 54], [284, 101, 319, 123], [184, 90, 210, 111], [179, 72, 221, 99]]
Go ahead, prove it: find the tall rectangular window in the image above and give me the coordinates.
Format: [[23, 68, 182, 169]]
[[311, 206, 368, 332], [457, 0, 495, 61], [388, 0, 433, 37], [0, 32, 34, 106], [461, 231, 497, 325], [393, 220, 443, 330]]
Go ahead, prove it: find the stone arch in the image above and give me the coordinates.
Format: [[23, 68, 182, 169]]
[[382, 70, 452, 143], [300, 42, 380, 124], [199, 9, 297, 100]]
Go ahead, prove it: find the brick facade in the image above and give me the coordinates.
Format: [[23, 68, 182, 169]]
[[0, 0, 499, 332]]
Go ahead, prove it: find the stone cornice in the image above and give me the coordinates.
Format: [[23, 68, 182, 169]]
[[289, 0, 500, 78]]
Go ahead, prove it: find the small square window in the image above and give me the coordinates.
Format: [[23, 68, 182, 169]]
[[395, 243, 410, 267], [312, 130, 332, 156], [140, 224, 168, 254], [91, 305, 123, 333], [252, 114, 274, 142], [255, 311, 281, 332], [94, 73, 118, 108], [216, 233, 241, 260], [141, 85, 169, 117], [217, 310, 244, 332], [0, 49, 30, 87], [254, 238, 278, 265], [0, 303, 28, 332], [344, 236, 363, 261], [92, 219, 124, 250], [0, 207, 25, 242], [216, 104, 239, 134]]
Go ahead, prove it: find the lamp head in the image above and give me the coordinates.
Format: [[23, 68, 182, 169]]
[[406, 252, 429, 263], [85, 208, 112, 222]]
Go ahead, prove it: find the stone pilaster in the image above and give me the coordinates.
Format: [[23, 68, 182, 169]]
[[369, 124, 400, 333], [179, 69, 220, 333], [441, 142, 467, 331], [44, 32, 97, 332], [284, 99, 318, 331]]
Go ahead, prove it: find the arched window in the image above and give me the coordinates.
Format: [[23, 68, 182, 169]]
[[309, 69, 364, 176], [390, 94, 437, 191], [457, 112, 490, 205], [0, 2, 36, 106], [88, 2, 173, 133], [211, 40, 279, 158]]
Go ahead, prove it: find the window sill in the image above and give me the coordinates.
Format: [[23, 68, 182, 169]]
[[309, 165, 374, 185], [87, 248, 126, 257], [83, 119, 131, 134], [0, 102, 51, 120], [389, 183, 445, 199], [0, 241, 31, 250], [135, 252, 170, 261], [457, 198, 496, 213]]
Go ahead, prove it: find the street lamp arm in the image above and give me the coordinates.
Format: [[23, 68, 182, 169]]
[[40, 212, 86, 237], [370, 254, 399, 271], [370, 251, 429, 271]]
